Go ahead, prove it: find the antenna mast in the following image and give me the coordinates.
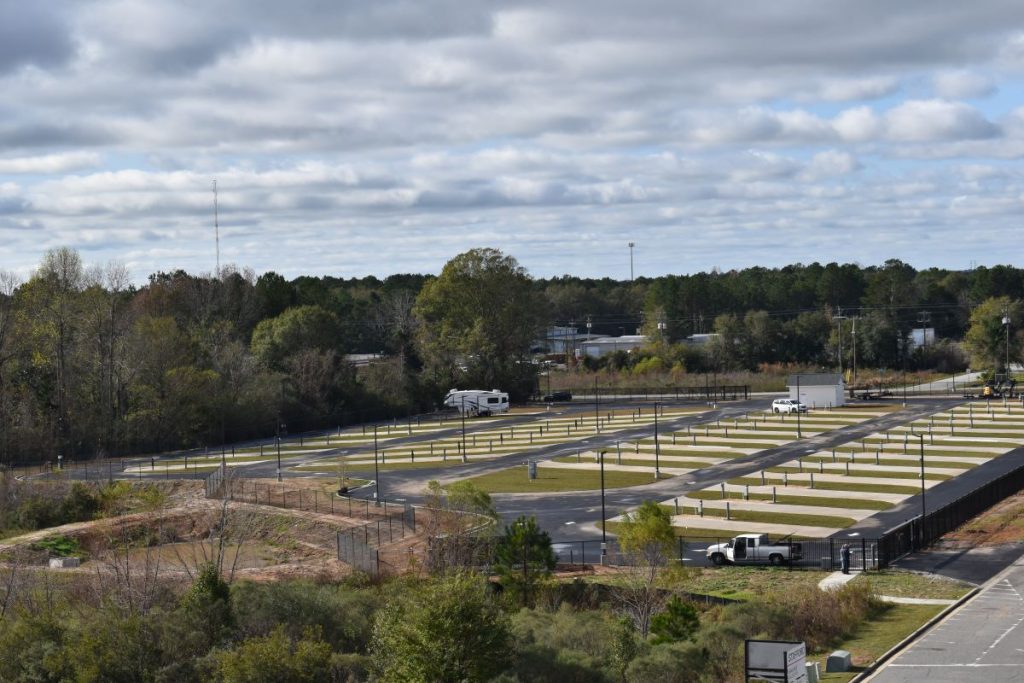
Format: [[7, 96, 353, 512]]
[[212, 179, 220, 277]]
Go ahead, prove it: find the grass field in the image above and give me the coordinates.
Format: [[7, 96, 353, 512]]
[[728, 477, 922, 495], [685, 490, 892, 510], [816, 603, 945, 681], [854, 570, 973, 600], [461, 465, 667, 493]]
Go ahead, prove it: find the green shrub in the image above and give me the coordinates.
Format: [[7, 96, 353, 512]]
[[32, 535, 83, 558]]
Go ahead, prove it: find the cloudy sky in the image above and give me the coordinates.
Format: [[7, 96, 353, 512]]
[[3, 1, 1024, 282]]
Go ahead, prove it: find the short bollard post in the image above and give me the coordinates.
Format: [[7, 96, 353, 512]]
[[674, 497, 680, 514], [772, 486, 777, 503]]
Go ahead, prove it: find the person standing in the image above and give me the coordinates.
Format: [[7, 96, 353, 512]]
[[840, 543, 851, 574]]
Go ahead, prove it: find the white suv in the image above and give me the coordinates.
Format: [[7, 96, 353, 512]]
[[771, 398, 807, 414]]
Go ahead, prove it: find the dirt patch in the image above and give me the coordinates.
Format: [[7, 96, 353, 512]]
[[942, 491, 1024, 547]]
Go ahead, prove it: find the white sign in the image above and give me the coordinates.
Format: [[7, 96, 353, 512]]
[[746, 640, 807, 682], [785, 642, 807, 683]]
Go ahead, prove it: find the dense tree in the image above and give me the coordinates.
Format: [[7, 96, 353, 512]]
[[964, 297, 1023, 374], [493, 515, 557, 607], [414, 248, 546, 399], [370, 573, 511, 682]]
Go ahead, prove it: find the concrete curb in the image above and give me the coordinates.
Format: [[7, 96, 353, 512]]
[[854, 548, 1024, 681], [851, 585, 980, 682]]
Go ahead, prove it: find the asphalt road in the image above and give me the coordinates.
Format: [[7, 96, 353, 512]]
[[865, 549, 1024, 683]]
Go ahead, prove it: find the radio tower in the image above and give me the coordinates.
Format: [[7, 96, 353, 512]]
[[212, 179, 220, 277]]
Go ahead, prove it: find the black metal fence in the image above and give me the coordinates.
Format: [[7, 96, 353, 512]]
[[878, 459, 1024, 565], [569, 385, 751, 402]]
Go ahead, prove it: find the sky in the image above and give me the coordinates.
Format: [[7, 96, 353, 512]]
[[3, 1, 1024, 283]]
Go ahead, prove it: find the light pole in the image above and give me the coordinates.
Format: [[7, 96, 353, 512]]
[[834, 313, 848, 377], [796, 375, 802, 439], [460, 396, 468, 463], [915, 433, 926, 547], [1003, 313, 1011, 381], [654, 402, 661, 479], [628, 242, 635, 281], [373, 425, 381, 505], [594, 375, 600, 433], [600, 449, 608, 560], [276, 412, 282, 482]]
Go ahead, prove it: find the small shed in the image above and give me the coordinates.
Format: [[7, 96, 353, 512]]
[[788, 373, 845, 409]]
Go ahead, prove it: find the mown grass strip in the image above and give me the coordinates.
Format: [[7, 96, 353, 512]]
[[685, 490, 892, 510], [802, 455, 980, 469], [767, 466, 950, 481], [461, 465, 667, 493], [729, 477, 921, 495], [667, 505, 855, 528]]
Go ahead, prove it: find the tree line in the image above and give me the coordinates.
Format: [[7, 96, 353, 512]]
[[1, 247, 1021, 463]]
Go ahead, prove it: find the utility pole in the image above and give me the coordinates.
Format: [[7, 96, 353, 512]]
[[834, 311, 848, 377], [373, 426, 380, 505], [600, 450, 608, 561], [1003, 312, 1012, 381], [628, 242, 635, 282], [654, 402, 661, 479]]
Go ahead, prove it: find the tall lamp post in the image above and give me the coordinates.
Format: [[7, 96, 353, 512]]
[[654, 402, 661, 479], [599, 450, 608, 561], [1003, 313, 1012, 381], [628, 242, 635, 281], [796, 376, 802, 439], [373, 425, 381, 505], [460, 396, 468, 463], [834, 313, 848, 377], [276, 412, 282, 482], [914, 432, 926, 548]]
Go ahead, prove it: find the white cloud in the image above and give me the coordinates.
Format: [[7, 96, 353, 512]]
[[0, 152, 100, 174], [2, 1, 1024, 279], [884, 100, 998, 141], [933, 71, 996, 98]]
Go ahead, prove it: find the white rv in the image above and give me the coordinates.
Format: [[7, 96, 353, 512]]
[[443, 389, 510, 417]]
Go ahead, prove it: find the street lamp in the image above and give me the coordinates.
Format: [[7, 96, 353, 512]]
[[1003, 313, 1011, 381], [914, 432, 926, 548], [276, 413, 282, 482], [796, 375, 802, 439], [628, 242, 635, 281], [461, 396, 468, 463], [834, 313, 848, 377], [654, 402, 661, 479], [600, 449, 608, 560], [373, 425, 381, 505]]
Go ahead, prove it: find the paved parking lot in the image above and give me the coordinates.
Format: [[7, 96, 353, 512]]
[[867, 550, 1024, 682]]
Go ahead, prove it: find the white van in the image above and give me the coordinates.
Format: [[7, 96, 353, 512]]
[[443, 389, 510, 416]]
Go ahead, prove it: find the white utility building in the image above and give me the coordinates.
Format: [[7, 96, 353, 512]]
[[787, 373, 845, 409]]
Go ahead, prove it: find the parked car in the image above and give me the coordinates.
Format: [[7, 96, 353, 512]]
[[771, 398, 807, 414], [543, 391, 573, 402], [706, 534, 802, 566]]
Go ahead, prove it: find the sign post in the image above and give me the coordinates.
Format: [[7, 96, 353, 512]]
[[745, 640, 807, 683]]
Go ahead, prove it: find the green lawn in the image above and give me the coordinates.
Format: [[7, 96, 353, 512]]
[[816, 603, 945, 681], [805, 455, 980, 469], [685, 566, 828, 600], [685, 490, 892, 510], [853, 570, 973, 600], [461, 466, 667, 493], [767, 466, 950, 481], [729, 477, 921, 495], [666, 506, 855, 528]]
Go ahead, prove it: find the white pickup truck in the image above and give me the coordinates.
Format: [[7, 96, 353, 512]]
[[706, 534, 802, 566]]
